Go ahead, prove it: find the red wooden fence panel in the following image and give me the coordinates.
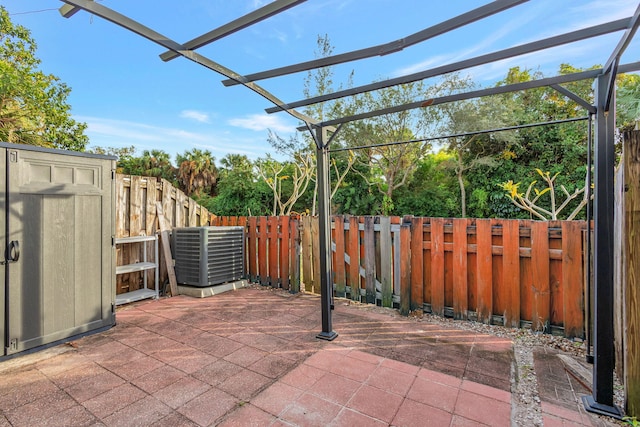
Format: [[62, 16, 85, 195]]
[[334, 216, 346, 298], [430, 218, 445, 316], [452, 218, 468, 320], [531, 221, 550, 332], [400, 223, 411, 316], [258, 216, 268, 285], [503, 220, 520, 328], [248, 216, 257, 281], [348, 216, 360, 301], [562, 221, 584, 337], [193, 215, 587, 338], [279, 217, 290, 290], [268, 216, 279, 287], [410, 217, 424, 311], [476, 219, 493, 324], [364, 216, 376, 304]]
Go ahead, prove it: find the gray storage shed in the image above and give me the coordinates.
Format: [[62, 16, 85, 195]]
[[0, 142, 116, 358]]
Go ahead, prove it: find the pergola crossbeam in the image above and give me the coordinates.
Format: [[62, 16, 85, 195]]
[[266, 18, 631, 113], [59, 0, 317, 126], [159, 0, 307, 63], [299, 61, 640, 130], [551, 84, 596, 114], [221, 0, 528, 87]]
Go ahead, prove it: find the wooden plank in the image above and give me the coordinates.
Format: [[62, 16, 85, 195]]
[[410, 217, 424, 311], [399, 223, 411, 316], [130, 175, 143, 236], [280, 216, 290, 290], [380, 216, 393, 307], [476, 219, 493, 324], [145, 179, 157, 235], [624, 130, 640, 416], [116, 175, 127, 238], [364, 216, 376, 304], [452, 218, 468, 320], [562, 221, 584, 338], [156, 202, 178, 297], [503, 219, 521, 328], [268, 216, 279, 287], [311, 216, 320, 294], [348, 216, 360, 301], [531, 221, 550, 332], [174, 191, 184, 227], [290, 217, 301, 293], [161, 179, 174, 228], [334, 216, 347, 298], [188, 198, 197, 227], [258, 216, 268, 285], [430, 218, 445, 316], [248, 216, 258, 281], [302, 216, 313, 293], [392, 216, 402, 299]]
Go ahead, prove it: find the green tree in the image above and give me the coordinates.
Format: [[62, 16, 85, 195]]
[[207, 154, 271, 216], [393, 150, 459, 217], [341, 82, 430, 215], [0, 7, 88, 150], [175, 149, 218, 196], [426, 73, 517, 217]]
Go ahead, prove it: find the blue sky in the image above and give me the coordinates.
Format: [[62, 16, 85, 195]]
[[4, 0, 640, 162]]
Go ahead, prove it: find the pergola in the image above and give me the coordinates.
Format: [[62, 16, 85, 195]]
[[59, 0, 640, 418]]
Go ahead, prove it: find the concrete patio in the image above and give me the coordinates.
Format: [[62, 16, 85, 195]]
[[0, 286, 615, 426]]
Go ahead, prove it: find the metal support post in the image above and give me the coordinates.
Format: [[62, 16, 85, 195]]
[[582, 74, 623, 418], [315, 126, 338, 341]]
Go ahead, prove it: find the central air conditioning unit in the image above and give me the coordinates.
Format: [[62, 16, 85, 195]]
[[173, 226, 245, 287]]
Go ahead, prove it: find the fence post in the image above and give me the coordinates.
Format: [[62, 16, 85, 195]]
[[399, 221, 411, 316], [364, 216, 376, 304], [380, 216, 393, 307], [624, 130, 640, 417], [334, 216, 346, 298], [410, 217, 424, 311]]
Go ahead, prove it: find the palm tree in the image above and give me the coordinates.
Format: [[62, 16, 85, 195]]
[[175, 149, 218, 196], [140, 150, 176, 183]]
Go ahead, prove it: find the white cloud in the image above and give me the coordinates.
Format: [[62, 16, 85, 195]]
[[77, 116, 273, 160], [228, 114, 296, 133], [180, 110, 210, 123]]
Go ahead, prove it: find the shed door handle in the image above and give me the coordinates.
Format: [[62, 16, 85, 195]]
[[2, 240, 19, 264]]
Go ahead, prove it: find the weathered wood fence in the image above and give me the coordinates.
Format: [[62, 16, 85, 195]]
[[115, 174, 213, 294], [114, 176, 587, 338], [211, 215, 587, 338]]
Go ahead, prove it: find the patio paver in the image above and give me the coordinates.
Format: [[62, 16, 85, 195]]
[[0, 286, 617, 426]]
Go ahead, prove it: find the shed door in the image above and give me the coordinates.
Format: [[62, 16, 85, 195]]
[[5, 148, 114, 355], [0, 148, 6, 354]]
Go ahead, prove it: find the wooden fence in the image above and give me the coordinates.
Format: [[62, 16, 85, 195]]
[[115, 174, 213, 294], [212, 215, 587, 338], [114, 173, 588, 338]]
